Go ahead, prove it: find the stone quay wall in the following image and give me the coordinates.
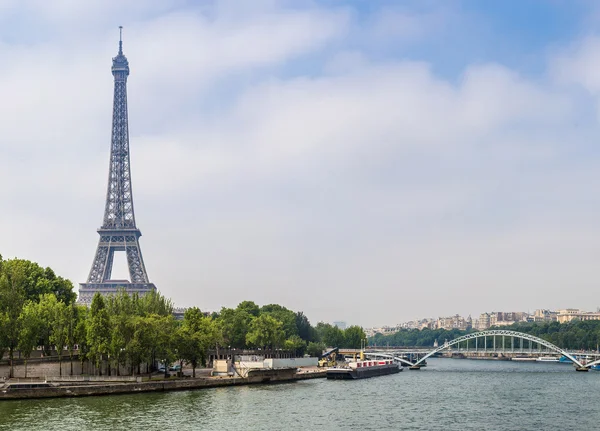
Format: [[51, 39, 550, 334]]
[[0, 368, 327, 400]]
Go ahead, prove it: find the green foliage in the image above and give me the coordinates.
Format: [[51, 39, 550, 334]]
[[260, 304, 298, 339], [284, 335, 307, 356], [87, 293, 111, 375], [127, 316, 155, 374], [217, 307, 253, 348], [306, 342, 326, 357], [509, 320, 600, 351], [65, 304, 83, 375], [37, 293, 61, 356], [371, 327, 473, 348], [48, 297, 69, 376], [17, 301, 42, 377], [151, 314, 177, 377], [315, 322, 345, 347], [0, 257, 75, 304], [295, 312, 315, 342], [343, 325, 366, 349], [214, 302, 319, 351], [0, 254, 364, 377], [246, 314, 285, 349], [0, 260, 26, 377], [136, 290, 174, 317], [75, 305, 90, 373], [176, 307, 220, 377], [236, 301, 260, 317]]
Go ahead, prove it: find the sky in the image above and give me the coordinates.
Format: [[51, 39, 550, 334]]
[[3, 0, 600, 327]]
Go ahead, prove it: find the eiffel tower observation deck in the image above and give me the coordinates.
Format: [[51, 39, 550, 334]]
[[79, 27, 156, 304]]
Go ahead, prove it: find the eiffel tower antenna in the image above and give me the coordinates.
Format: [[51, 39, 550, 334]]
[[119, 26, 123, 54], [79, 27, 156, 304]]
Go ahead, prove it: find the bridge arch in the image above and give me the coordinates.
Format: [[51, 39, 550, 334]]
[[365, 352, 415, 367], [412, 330, 583, 368]]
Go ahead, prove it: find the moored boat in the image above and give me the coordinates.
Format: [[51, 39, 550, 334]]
[[536, 356, 559, 362], [326, 359, 401, 380]]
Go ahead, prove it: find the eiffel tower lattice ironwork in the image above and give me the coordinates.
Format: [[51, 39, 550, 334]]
[[79, 27, 156, 304]]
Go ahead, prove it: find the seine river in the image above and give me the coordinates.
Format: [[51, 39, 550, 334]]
[[1, 358, 599, 430]]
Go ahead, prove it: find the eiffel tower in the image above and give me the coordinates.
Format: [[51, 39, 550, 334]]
[[79, 27, 156, 304]]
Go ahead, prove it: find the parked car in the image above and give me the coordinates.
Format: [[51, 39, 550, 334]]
[[169, 364, 182, 372]]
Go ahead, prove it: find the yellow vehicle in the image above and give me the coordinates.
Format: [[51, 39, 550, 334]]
[[318, 348, 340, 367]]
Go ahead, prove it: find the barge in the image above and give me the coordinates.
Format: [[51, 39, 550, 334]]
[[326, 359, 401, 380]]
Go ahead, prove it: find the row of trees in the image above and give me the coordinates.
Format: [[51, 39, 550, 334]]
[[0, 255, 366, 378], [370, 327, 469, 348], [215, 301, 366, 356], [370, 320, 600, 351]]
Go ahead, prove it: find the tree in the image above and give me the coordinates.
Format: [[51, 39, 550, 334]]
[[107, 291, 137, 376], [260, 304, 298, 339], [295, 311, 315, 342], [284, 335, 307, 356], [137, 291, 173, 317], [75, 306, 90, 374], [343, 326, 366, 349], [18, 301, 42, 378], [0, 313, 6, 363], [87, 293, 111, 376], [315, 322, 345, 347], [217, 307, 253, 348], [0, 261, 26, 378], [109, 325, 127, 376], [65, 305, 84, 376], [0, 258, 75, 304], [48, 298, 69, 376], [236, 301, 260, 317], [306, 341, 326, 357], [246, 314, 285, 349], [150, 314, 177, 378], [0, 255, 76, 377], [36, 293, 58, 357], [127, 316, 154, 376], [176, 308, 220, 377]]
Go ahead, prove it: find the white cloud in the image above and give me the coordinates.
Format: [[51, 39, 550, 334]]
[[551, 36, 600, 93], [1, 1, 600, 326]]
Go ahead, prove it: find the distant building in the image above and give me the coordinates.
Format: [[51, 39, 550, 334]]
[[435, 314, 471, 330], [475, 311, 528, 330], [557, 309, 600, 323], [333, 321, 347, 330], [173, 307, 188, 321], [172, 307, 212, 321], [476, 313, 491, 330], [532, 309, 558, 322]]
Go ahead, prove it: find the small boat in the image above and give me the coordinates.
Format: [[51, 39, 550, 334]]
[[536, 356, 559, 362], [326, 359, 401, 380], [512, 357, 537, 362], [559, 356, 573, 363]]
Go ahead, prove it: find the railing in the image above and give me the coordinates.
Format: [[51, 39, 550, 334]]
[[2, 377, 40, 383], [45, 375, 139, 383]]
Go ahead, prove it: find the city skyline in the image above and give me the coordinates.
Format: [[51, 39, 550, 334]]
[[366, 307, 600, 337], [3, 1, 600, 326]]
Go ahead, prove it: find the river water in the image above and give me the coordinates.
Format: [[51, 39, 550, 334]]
[[1, 358, 599, 430]]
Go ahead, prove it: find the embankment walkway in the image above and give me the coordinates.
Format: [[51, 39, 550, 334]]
[[0, 367, 325, 400]]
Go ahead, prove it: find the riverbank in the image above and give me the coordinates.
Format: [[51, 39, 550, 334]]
[[0, 367, 326, 400]]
